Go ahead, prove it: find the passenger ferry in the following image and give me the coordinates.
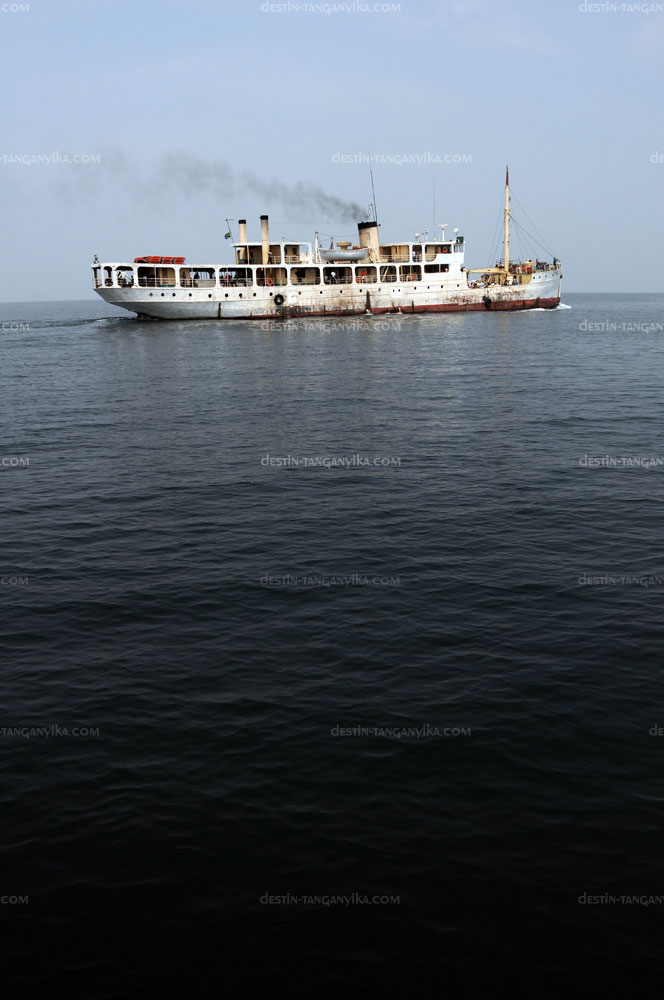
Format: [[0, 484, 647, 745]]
[[92, 169, 562, 320]]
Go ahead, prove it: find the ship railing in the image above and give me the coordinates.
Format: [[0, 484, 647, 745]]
[[323, 276, 354, 285], [179, 278, 217, 288], [219, 277, 253, 287], [102, 278, 134, 287], [379, 254, 409, 263], [138, 277, 176, 288]]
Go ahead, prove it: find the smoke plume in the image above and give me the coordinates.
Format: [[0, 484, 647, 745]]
[[83, 149, 365, 223]]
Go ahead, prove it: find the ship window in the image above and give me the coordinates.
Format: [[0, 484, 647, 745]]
[[137, 267, 154, 287], [424, 263, 449, 273], [179, 268, 214, 288], [379, 265, 397, 283], [116, 266, 134, 287], [138, 266, 175, 287], [400, 265, 421, 282], [379, 245, 408, 263], [290, 267, 320, 285], [284, 245, 301, 264], [257, 268, 287, 287], [218, 267, 253, 287], [354, 266, 376, 284], [323, 266, 352, 285], [156, 267, 175, 287]]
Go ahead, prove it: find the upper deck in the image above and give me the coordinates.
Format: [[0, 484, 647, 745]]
[[92, 213, 560, 293]]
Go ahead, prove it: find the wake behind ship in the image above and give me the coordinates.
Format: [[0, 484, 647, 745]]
[[92, 169, 562, 320]]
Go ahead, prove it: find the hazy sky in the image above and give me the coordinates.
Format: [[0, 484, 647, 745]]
[[1, 0, 663, 300]]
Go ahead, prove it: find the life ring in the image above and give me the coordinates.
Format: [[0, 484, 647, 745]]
[[266, 278, 273, 286], [409, 274, 417, 282], [274, 293, 285, 306]]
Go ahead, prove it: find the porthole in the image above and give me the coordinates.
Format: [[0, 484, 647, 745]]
[[225, 293, 229, 298], [149, 292, 153, 297], [172, 293, 176, 297], [208, 294, 212, 298], [189, 293, 192, 297], [161, 293, 165, 297], [239, 293, 243, 298]]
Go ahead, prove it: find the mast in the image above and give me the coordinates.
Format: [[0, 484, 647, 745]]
[[504, 165, 510, 278], [369, 163, 378, 223]]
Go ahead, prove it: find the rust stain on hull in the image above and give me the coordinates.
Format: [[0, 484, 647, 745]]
[[277, 296, 560, 320]]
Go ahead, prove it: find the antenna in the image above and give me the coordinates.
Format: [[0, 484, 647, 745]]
[[369, 162, 378, 223], [433, 178, 436, 239]]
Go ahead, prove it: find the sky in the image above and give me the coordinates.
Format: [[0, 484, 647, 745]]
[[1, 0, 663, 300]]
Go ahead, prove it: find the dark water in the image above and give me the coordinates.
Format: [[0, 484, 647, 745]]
[[2, 294, 664, 996]]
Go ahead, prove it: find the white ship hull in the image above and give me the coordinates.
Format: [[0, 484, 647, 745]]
[[95, 269, 561, 321]]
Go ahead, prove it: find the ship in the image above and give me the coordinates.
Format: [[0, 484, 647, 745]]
[[91, 168, 562, 320]]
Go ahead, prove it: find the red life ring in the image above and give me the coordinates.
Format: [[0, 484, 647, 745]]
[[266, 278, 273, 286], [409, 274, 417, 281]]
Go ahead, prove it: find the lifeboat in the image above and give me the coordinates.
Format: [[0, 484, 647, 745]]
[[319, 248, 369, 262], [133, 256, 185, 264]]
